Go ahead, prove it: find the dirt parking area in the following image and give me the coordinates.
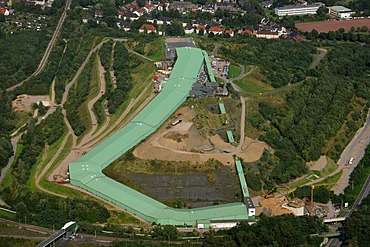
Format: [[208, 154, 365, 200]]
[[12, 94, 50, 112]]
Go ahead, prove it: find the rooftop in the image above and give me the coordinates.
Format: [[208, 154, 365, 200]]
[[328, 6, 352, 12]]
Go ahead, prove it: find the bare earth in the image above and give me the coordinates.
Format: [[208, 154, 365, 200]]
[[296, 18, 370, 33], [309, 155, 327, 171], [134, 106, 269, 166]]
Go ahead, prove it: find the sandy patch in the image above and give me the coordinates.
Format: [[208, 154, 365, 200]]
[[309, 155, 327, 171], [260, 197, 293, 216]]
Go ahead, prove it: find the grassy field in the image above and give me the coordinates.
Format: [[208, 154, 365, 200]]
[[234, 67, 273, 93], [228, 64, 241, 78]]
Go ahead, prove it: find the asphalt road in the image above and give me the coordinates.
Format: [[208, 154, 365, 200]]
[[5, 0, 72, 92], [334, 110, 370, 195]]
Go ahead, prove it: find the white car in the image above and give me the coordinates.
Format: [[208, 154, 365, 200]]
[[348, 157, 354, 165]]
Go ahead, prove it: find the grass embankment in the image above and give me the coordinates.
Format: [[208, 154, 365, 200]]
[[145, 38, 165, 61], [314, 170, 343, 187], [234, 67, 273, 93]]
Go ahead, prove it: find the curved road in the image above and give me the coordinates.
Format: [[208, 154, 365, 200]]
[[5, 0, 72, 92]]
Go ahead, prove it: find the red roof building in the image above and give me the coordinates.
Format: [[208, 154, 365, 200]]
[[242, 29, 253, 35], [139, 24, 156, 33], [209, 26, 223, 35], [225, 29, 234, 37]]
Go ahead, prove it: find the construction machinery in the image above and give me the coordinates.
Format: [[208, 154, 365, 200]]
[[309, 182, 347, 216], [263, 183, 296, 199]]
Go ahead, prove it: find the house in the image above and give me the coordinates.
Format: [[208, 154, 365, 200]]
[[184, 25, 194, 34], [157, 3, 169, 11], [157, 16, 172, 25], [196, 24, 206, 34], [124, 12, 139, 21], [0, 7, 9, 15], [215, 3, 238, 12], [255, 30, 279, 39], [202, 2, 217, 13], [82, 15, 93, 24], [261, 0, 273, 9], [118, 20, 131, 31], [327, 6, 355, 19], [241, 29, 253, 36], [209, 26, 223, 35], [176, 18, 189, 27], [170, 1, 198, 13], [225, 29, 234, 37], [139, 24, 157, 34], [133, 7, 147, 17], [94, 10, 104, 18], [275, 4, 323, 16]]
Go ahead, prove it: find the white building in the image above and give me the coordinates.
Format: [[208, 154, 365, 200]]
[[275, 4, 322, 16], [255, 31, 280, 39], [328, 6, 355, 19]]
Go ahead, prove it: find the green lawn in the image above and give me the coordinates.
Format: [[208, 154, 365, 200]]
[[234, 67, 274, 93], [314, 170, 343, 187], [229, 64, 241, 78]]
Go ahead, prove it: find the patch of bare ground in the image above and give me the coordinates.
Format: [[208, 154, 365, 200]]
[[309, 155, 327, 171], [134, 106, 269, 165]]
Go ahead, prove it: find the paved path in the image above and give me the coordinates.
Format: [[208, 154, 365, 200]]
[[309, 48, 327, 70], [5, 0, 71, 92]]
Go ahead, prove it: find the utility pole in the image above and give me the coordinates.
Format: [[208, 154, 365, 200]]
[[310, 185, 315, 216]]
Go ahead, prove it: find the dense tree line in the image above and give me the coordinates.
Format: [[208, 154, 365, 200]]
[[99, 39, 114, 70], [0, 93, 14, 173], [10, 108, 65, 183], [203, 214, 326, 246], [65, 53, 95, 136], [0, 31, 49, 90], [294, 185, 332, 204], [305, 27, 370, 44], [108, 42, 132, 114], [220, 38, 315, 87], [342, 194, 370, 247]]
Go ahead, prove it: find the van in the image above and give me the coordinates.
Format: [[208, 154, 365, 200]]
[[172, 119, 182, 126]]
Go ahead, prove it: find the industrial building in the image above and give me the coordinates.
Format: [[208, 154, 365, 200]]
[[327, 6, 355, 19], [275, 4, 322, 16], [69, 47, 255, 227]]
